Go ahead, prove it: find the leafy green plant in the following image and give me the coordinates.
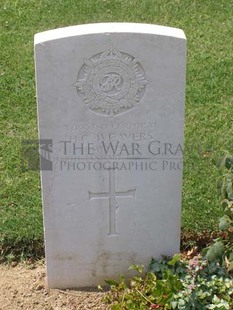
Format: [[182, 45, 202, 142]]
[[105, 262, 183, 309], [169, 256, 233, 309], [204, 154, 233, 271], [105, 255, 233, 309]]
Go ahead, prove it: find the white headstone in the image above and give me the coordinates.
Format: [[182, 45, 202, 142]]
[[34, 23, 186, 288]]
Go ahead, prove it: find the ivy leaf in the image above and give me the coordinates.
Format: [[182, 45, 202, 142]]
[[226, 180, 233, 200], [217, 155, 233, 169], [206, 241, 225, 262], [225, 156, 233, 169], [219, 215, 232, 231], [171, 301, 178, 309], [168, 254, 181, 266], [217, 178, 226, 196], [150, 261, 161, 272]]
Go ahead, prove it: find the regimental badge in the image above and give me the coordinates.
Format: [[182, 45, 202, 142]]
[[75, 49, 149, 116]]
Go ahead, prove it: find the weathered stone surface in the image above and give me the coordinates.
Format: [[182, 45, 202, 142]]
[[34, 23, 186, 288]]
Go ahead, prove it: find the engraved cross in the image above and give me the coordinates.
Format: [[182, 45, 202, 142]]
[[89, 169, 136, 236]]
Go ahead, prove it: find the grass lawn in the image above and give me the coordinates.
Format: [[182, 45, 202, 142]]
[[0, 0, 232, 260]]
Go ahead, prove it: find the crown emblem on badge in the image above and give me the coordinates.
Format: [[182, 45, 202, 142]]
[[75, 49, 149, 116]]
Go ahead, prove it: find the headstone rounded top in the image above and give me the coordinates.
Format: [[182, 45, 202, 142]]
[[34, 23, 186, 45]]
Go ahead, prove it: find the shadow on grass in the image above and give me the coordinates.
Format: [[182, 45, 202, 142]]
[[0, 236, 44, 263]]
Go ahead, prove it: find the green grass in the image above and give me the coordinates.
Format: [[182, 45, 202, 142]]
[[0, 0, 232, 259]]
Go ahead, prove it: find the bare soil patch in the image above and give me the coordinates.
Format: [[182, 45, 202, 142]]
[[0, 261, 109, 310]]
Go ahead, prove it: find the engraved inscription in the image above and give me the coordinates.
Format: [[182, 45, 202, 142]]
[[100, 73, 122, 93], [89, 169, 136, 235], [75, 49, 149, 116]]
